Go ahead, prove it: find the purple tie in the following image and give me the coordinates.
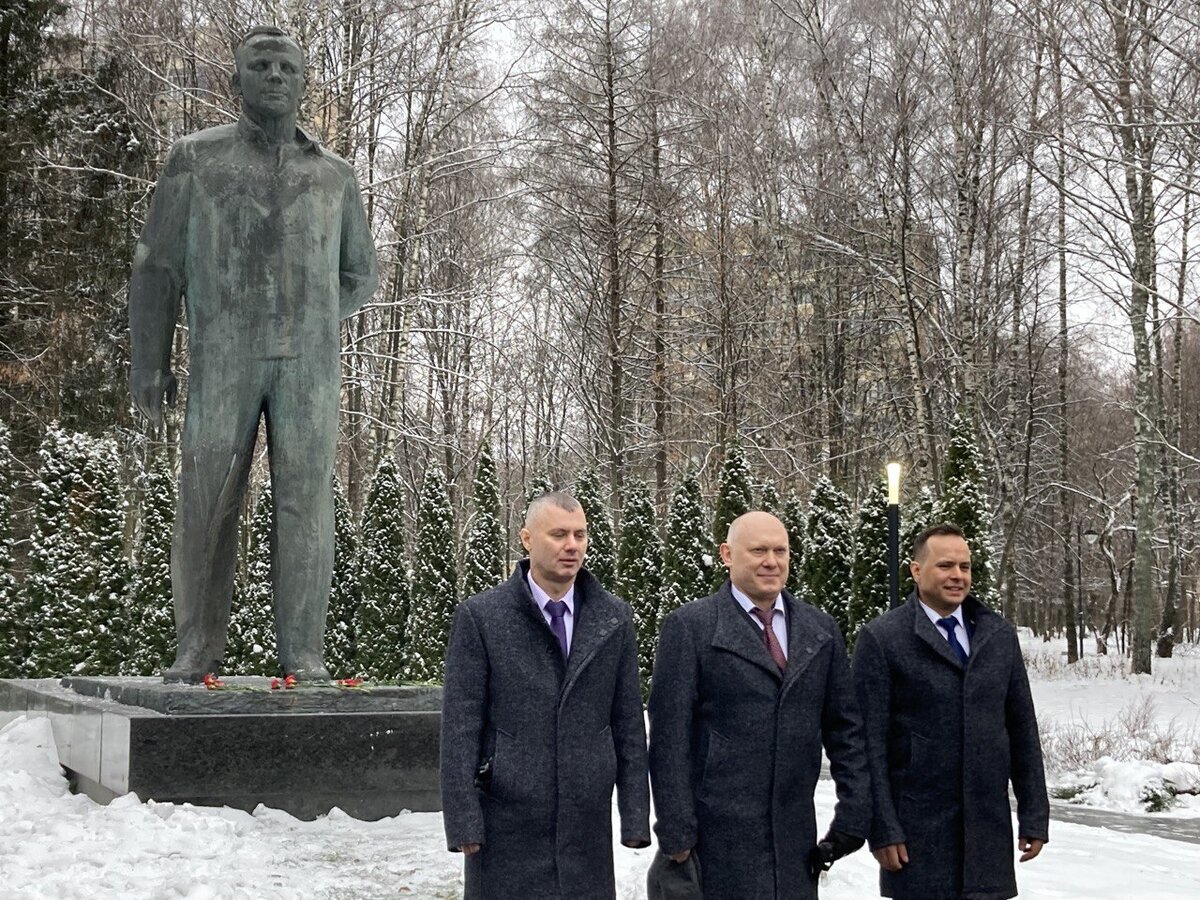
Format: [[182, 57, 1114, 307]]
[[545, 600, 569, 661], [750, 606, 787, 672]]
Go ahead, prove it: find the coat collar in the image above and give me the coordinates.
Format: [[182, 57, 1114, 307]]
[[236, 114, 323, 155], [507, 560, 567, 677], [505, 560, 624, 693], [711, 580, 830, 689], [908, 591, 1000, 670], [780, 590, 832, 697], [562, 571, 625, 696]]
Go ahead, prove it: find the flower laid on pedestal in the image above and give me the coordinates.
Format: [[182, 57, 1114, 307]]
[[196, 673, 372, 691]]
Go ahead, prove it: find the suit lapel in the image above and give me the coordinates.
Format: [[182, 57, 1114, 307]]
[[911, 596, 966, 670], [963, 596, 1002, 660], [510, 563, 567, 680], [560, 574, 623, 698], [780, 591, 831, 698], [710, 582, 782, 682]]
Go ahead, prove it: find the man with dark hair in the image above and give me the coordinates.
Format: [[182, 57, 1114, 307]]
[[852, 523, 1048, 900], [440, 491, 650, 899], [129, 26, 378, 682], [648, 510, 870, 899]]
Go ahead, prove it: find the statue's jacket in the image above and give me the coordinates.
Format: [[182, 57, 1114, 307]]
[[130, 115, 378, 374]]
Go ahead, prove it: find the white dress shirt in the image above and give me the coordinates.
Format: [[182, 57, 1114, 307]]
[[528, 571, 576, 653], [731, 584, 788, 660], [919, 600, 971, 655]]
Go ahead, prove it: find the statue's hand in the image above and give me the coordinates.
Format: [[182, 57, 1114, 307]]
[[131, 368, 178, 425]]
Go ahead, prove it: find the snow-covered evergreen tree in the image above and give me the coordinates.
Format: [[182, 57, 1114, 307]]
[[523, 471, 555, 519], [22, 426, 87, 675], [782, 493, 807, 597], [802, 475, 854, 636], [76, 434, 129, 674], [355, 455, 410, 679], [712, 440, 754, 545], [574, 467, 616, 589], [616, 478, 662, 680], [757, 480, 781, 515], [463, 442, 505, 596], [24, 428, 128, 676], [324, 479, 359, 676], [937, 413, 996, 604], [405, 465, 458, 682], [712, 441, 754, 589], [124, 450, 175, 676], [662, 466, 712, 624], [849, 480, 889, 641], [0, 423, 21, 677], [24, 432, 122, 673], [520, 470, 556, 561], [901, 485, 938, 599], [23, 426, 87, 676], [227, 478, 278, 675]]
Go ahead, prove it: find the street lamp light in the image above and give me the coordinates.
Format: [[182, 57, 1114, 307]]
[[886, 463, 902, 610]]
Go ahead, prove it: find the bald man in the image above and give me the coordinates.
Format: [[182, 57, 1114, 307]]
[[440, 492, 650, 900], [648, 511, 870, 899]]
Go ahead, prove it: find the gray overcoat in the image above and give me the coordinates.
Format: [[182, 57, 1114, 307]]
[[440, 561, 651, 900], [647, 582, 871, 900], [851, 594, 1050, 900]]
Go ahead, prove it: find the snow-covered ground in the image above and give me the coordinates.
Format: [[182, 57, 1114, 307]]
[[2, 715, 1199, 899], [1025, 635, 1200, 816], [2, 639, 1198, 898]]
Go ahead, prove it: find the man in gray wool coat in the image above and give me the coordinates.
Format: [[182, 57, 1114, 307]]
[[440, 491, 650, 900], [852, 523, 1049, 900], [648, 510, 871, 899]]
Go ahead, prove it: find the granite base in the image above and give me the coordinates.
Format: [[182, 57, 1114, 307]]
[[0, 677, 442, 820]]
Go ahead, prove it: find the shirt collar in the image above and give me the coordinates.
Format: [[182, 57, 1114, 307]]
[[730, 583, 783, 617], [236, 114, 322, 155], [919, 599, 965, 629], [527, 570, 575, 614]]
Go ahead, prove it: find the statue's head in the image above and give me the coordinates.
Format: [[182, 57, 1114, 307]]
[[232, 25, 305, 120]]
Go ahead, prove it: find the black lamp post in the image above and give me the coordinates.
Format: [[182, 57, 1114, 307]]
[[887, 463, 902, 610]]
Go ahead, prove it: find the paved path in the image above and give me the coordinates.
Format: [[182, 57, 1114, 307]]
[[1048, 800, 1200, 844], [817, 761, 1200, 844]]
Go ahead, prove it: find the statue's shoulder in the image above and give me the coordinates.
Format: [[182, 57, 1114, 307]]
[[179, 123, 239, 144], [313, 143, 356, 178], [161, 124, 240, 172]]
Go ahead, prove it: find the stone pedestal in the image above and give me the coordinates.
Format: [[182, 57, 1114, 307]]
[[0, 677, 442, 820]]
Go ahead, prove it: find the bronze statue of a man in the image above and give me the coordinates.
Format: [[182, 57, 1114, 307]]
[[129, 26, 378, 683]]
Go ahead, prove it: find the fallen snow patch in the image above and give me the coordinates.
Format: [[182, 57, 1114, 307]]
[[1052, 757, 1200, 814]]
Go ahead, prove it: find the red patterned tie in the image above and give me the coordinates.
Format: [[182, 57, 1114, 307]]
[[751, 606, 787, 672]]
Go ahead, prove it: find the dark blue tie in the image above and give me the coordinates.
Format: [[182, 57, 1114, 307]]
[[545, 600, 569, 661], [938, 616, 969, 666]]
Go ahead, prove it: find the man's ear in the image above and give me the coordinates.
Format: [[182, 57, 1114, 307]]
[[519, 527, 532, 552], [718, 542, 732, 567]]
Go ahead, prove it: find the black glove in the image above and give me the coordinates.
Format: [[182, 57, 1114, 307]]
[[808, 830, 866, 879]]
